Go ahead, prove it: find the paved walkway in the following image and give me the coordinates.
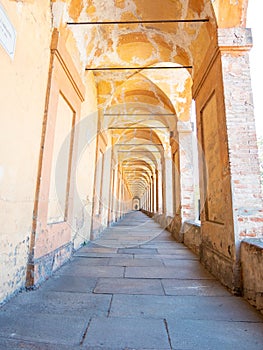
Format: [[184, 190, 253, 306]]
[[0, 211, 263, 349]]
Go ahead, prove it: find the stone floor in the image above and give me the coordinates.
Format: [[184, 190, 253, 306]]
[[0, 211, 263, 350]]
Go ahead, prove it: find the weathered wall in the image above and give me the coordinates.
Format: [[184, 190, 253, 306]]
[[0, 1, 99, 299], [193, 27, 263, 293], [182, 221, 201, 256], [241, 239, 263, 315], [26, 29, 86, 287], [194, 46, 237, 292], [0, 0, 52, 303], [218, 28, 263, 241]]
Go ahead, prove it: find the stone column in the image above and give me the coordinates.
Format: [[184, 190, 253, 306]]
[[108, 166, 114, 225], [163, 150, 174, 217], [155, 169, 159, 213], [148, 186, 151, 212], [152, 173, 156, 213], [142, 192, 146, 210], [101, 147, 112, 228], [157, 165, 163, 213], [150, 176, 154, 212], [218, 28, 263, 241], [177, 121, 195, 222], [116, 167, 121, 221], [193, 27, 263, 293]]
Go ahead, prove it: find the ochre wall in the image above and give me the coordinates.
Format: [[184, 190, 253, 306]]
[[0, 1, 99, 302], [0, 0, 52, 302], [194, 49, 236, 291]]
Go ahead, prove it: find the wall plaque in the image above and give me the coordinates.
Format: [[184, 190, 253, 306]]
[[0, 3, 16, 59]]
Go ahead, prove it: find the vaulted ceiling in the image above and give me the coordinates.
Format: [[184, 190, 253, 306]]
[[51, 0, 249, 199]]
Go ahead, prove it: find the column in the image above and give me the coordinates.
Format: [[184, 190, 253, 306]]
[[157, 164, 163, 214], [164, 151, 174, 217], [152, 173, 157, 213], [177, 121, 195, 221], [193, 27, 263, 292], [218, 28, 263, 241]]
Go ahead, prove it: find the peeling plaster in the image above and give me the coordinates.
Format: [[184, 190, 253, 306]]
[[52, 0, 69, 27]]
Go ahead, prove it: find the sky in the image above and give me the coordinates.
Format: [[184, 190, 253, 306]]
[[247, 0, 263, 138]]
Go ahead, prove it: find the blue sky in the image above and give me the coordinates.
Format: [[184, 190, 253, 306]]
[[247, 0, 263, 137]]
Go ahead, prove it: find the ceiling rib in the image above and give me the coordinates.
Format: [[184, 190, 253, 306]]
[[109, 127, 168, 129], [86, 66, 192, 71], [67, 19, 209, 25], [104, 114, 176, 116]]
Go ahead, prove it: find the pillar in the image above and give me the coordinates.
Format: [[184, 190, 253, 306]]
[[155, 169, 159, 213], [193, 27, 263, 293], [152, 173, 157, 213], [177, 121, 195, 221], [218, 28, 263, 240], [163, 151, 174, 217], [157, 165, 163, 213]]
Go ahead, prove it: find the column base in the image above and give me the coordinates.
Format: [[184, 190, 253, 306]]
[[26, 242, 72, 288], [200, 243, 242, 295]]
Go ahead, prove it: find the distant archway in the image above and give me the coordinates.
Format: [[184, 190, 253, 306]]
[[133, 197, 140, 211]]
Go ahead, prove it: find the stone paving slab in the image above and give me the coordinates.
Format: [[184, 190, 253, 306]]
[[0, 290, 111, 317], [93, 278, 164, 295], [93, 240, 155, 248], [110, 294, 180, 319], [56, 264, 125, 278], [43, 275, 98, 293], [155, 253, 199, 260], [83, 317, 171, 349], [0, 313, 88, 347], [161, 279, 231, 296], [144, 242, 187, 249], [117, 248, 158, 255], [0, 337, 75, 350], [166, 318, 263, 350], [110, 294, 263, 322], [157, 248, 198, 257], [167, 296, 263, 322], [162, 258, 205, 268], [74, 252, 131, 258], [70, 257, 110, 266], [125, 266, 214, 279], [134, 254, 199, 261], [78, 247, 118, 253], [108, 257, 164, 267]]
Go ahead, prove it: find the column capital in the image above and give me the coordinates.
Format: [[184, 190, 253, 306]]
[[177, 121, 193, 134], [217, 28, 252, 53], [164, 150, 172, 160]]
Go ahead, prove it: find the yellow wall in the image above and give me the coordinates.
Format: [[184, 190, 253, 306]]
[[0, 0, 51, 302]]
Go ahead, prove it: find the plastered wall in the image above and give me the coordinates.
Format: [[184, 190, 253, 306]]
[[194, 51, 236, 291], [74, 72, 98, 249], [0, 0, 52, 302], [0, 1, 100, 302]]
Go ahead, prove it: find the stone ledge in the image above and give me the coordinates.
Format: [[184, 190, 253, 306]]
[[182, 221, 201, 256], [28, 242, 73, 288], [241, 239, 263, 315], [242, 238, 263, 249]]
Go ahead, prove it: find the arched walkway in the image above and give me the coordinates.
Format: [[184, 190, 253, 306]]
[[0, 211, 262, 349], [0, 1, 262, 343]]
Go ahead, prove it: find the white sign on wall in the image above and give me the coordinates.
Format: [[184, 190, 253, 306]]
[[0, 3, 16, 59]]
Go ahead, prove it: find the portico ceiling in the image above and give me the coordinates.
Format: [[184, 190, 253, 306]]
[[51, 0, 249, 201]]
